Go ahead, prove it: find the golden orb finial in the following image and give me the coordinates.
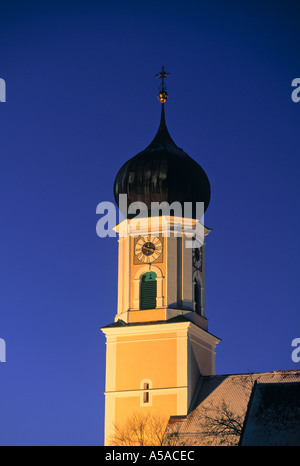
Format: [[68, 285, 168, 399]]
[[155, 65, 170, 103]]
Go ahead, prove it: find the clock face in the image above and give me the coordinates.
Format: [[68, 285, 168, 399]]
[[134, 236, 163, 263]]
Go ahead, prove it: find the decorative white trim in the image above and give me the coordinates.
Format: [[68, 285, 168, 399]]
[[102, 320, 221, 348], [105, 386, 187, 397], [140, 378, 153, 390], [114, 217, 212, 237]]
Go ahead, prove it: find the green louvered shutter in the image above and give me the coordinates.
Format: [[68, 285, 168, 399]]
[[140, 272, 157, 310]]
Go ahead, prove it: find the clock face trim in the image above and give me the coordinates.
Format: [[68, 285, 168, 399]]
[[134, 236, 163, 264]]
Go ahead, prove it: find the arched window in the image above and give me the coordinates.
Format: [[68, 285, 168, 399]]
[[143, 383, 150, 403], [140, 272, 157, 310], [140, 379, 152, 406], [194, 276, 202, 315]]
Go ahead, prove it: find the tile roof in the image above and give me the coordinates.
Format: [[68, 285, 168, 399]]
[[240, 381, 300, 446], [165, 370, 300, 446]]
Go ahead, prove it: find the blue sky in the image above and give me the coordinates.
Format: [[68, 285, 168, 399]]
[[0, 0, 299, 446]]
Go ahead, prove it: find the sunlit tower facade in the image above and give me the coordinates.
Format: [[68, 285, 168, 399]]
[[101, 68, 220, 445]]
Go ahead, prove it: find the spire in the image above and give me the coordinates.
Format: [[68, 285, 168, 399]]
[[145, 94, 176, 150], [155, 65, 170, 103], [147, 66, 174, 147], [114, 65, 211, 218]]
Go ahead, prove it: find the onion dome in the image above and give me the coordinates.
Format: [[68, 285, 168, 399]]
[[113, 68, 211, 219]]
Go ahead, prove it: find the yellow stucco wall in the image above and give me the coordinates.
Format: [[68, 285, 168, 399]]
[[115, 393, 178, 424], [104, 327, 184, 445], [115, 332, 177, 391]]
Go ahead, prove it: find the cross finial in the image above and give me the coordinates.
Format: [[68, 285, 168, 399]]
[[155, 65, 170, 103]]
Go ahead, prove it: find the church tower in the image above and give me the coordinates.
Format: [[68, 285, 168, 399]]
[[101, 68, 220, 445]]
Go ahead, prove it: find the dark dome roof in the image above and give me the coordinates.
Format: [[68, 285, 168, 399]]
[[114, 105, 211, 219]]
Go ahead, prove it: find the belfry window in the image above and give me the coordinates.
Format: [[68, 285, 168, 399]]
[[194, 276, 201, 315], [140, 272, 157, 310]]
